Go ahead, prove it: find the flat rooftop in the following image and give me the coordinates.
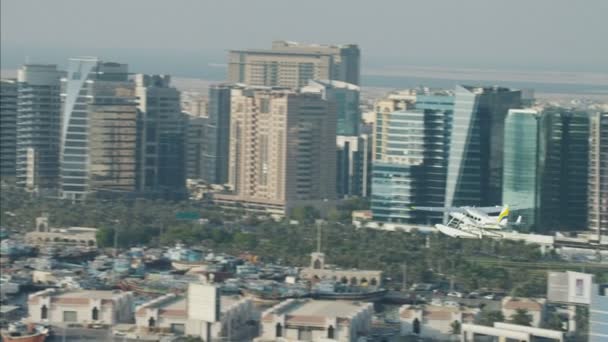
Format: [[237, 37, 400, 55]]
[[51, 290, 124, 300], [282, 300, 366, 318]]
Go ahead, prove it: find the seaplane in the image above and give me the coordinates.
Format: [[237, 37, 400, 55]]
[[411, 205, 522, 239]]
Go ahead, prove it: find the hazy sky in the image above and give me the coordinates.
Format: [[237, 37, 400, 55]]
[[2, 0, 607, 76]]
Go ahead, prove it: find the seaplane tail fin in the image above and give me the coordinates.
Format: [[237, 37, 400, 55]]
[[497, 205, 509, 223]]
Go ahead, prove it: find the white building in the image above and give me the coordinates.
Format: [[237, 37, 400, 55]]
[[399, 304, 478, 340], [256, 299, 373, 342], [28, 289, 134, 326], [501, 297, 547, 328], [135, 285, 255, 341]]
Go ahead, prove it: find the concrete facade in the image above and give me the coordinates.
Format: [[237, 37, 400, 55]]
[[256, 299, 373, 342], [135, 293, 255, 340], [399, 304, 478, 340], [27, 289, 134, 326], [229, 40, 360, 88], [215, 86, 336, 216]]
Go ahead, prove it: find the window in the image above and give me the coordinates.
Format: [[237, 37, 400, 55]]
[[63, 311, 77, 322], [41, 305, 48, 319], [92, 307, 99, 320], [327, 325, 335, 339], [275, 323, 282, 337], [170, 323, 185, 335]]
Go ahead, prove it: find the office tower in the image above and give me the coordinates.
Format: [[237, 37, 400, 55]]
[[302, 79, 361, 135], [336, 134, 371, 198], [228, 40, 360, 88], [541, 107, 590, 230], [502, 109, 543, 230], [371, 90, 454, 224], [0, 79, 18, 178], [215, 87, 336, 216], [445, 86, 522, 209], [15, 65, 63, 193], [60, 58, 137, 200], [134, 74, 185, 199], [588, 112, 607, 235], [184, 114, 207, 180], [203, 84, 232, 184]]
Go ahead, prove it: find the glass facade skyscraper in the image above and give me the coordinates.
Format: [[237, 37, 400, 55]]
[[0, 79, 18, 178], [445, 86, 522, 209], [371, 90, 453, 224], [60, 58, 137, 200], [302, 79, 361, 136], [135, 74, 185, 199], [502, 109, 543, 230], [203, 84, 232, 184], [16, 64, 63, 194]]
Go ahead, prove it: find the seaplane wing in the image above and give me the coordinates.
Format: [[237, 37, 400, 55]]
[[410, 206, 467, 213], [435, 224, 480, 239], [411, 205, 503, 213]]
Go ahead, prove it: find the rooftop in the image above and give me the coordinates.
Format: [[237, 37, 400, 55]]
[[273, 299, 368, 318]]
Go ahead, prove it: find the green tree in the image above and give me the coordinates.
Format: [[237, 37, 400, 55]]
[[510, 309, 533, 326], [450, 320, 461, 335], [542, 312, 563, 331], [476, 310, 505, 327]]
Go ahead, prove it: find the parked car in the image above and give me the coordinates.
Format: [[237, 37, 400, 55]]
[[483, 293, 496, 300], [447, 291, 463, 298]]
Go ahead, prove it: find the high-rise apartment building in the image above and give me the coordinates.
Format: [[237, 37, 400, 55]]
[[202, 84, 232, 184], [0, 79, 18, 178], [445, 85, 522, 208], [371, 90, 454, 224], [302, 79, 361, 136], [588, 112, 608, 235], [60, 58, 137, 200], [135, 74, 185, 199], [228, 40, 360, 88], [16, 64, 63, 194], [215, 87, 336, 216]]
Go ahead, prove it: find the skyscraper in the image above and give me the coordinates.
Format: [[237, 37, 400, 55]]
[[541, 107, 590, 230], [588, 112, 608, 236], [371, 90, 454, 224], [16, 64, 63, 194], [228, 41, 360, 88], [336, 134, 371, 198], [60, 58, 137, 200], [0, 79, 18, 179], [184, 114, 207, 181], [203, 84, 232, 184], [445, 86, 522, 209], [135, 74, 185, 199], [502, 109, 543, 230], [301, 79, 361, 136], [214, 87, 336, 216]]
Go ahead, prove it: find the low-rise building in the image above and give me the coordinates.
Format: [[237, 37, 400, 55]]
[[135, 287, 255, 340], [28, 289, 134, 326], [501, 296, 547, 328], [299, 252, 382, 287], [256, 299, 373, 342], [399, 304, 478, 340], [25, 216, 97, 248], [462, 322, 564, 342]]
